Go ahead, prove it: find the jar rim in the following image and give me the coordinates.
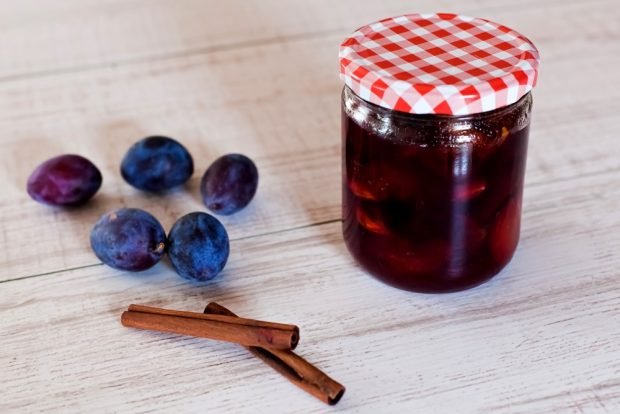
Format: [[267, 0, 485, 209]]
[[343, 85, 532, 123]]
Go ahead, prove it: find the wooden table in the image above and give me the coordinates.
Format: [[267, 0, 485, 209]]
[[1, 1, 619, 413]]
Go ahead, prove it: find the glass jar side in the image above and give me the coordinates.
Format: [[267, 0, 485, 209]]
[[342, 86, 532, 292]]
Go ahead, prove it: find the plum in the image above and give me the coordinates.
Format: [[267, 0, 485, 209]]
[[489, 197, 521, 265], [27, 154, 102, 206], [167, 212, 229, 281], [200, 154, 258, 215], [121, 136, 193, 192], [90, 208, 166, 271]]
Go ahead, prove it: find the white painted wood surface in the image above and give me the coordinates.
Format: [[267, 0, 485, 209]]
[[1, 1, 619, 413]]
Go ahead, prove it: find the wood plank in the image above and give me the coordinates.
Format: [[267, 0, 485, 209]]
[[0, 0, 599, 80], [2, 3, 620, 281], [1, 169, 619, 413], [2, 0, 620, 411]]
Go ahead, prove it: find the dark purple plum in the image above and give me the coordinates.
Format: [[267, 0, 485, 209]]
[[167, 212, 229, 281], [200, 154, 258, 215], [90, 208, 166, 271], [27, 154, 102, 206], [121, 136, 193, 192]]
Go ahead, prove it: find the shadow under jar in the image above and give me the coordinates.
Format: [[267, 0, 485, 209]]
[[339, 13, 540, 293]]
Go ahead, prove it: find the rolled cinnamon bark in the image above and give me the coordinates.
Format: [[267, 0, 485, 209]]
[[121, 304, 299, 350], [204, 302, 345, 405]]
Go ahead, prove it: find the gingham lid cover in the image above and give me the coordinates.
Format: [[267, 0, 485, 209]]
[[339, 13, 540, 115]]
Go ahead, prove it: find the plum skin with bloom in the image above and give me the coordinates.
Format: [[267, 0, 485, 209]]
[[90, 208, 167, 271], [27, 154, 102, 206], [121, 136, 194, 192], [167, 212, 230, 281], [200, 153, 259, 215]]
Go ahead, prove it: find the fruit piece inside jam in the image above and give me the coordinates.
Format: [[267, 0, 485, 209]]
[[342, 87, 531, 293]]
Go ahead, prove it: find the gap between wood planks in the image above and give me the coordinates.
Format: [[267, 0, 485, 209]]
[[0, 0, 609, 85], [0, 28, 344, 84], [0, 218, 342, 285], [3, 163, 620, 286]]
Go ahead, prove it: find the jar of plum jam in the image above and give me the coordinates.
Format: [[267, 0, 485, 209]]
[[339, 13, 540, 292]]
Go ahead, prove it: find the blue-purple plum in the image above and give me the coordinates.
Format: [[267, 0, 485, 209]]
[[90, 208, 166, 271], [121, 136, 193, 192], [167, 212, 229, 281], [200, 154, 258, 215]]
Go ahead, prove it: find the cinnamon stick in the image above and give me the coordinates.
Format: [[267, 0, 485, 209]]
[[121, 304, 299, 350], [204, 302, 345, 405]]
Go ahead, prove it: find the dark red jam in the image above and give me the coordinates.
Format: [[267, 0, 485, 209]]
[[342, 86, 532, 292]]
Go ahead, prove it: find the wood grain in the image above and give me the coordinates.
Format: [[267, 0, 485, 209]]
[[1, 0, 620, 412], [2, 169, 620, 413], [1, 0, 620, 281], [0, 0, 594, 81]]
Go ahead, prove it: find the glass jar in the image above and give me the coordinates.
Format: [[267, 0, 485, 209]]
[[339, 14, 540, 292]]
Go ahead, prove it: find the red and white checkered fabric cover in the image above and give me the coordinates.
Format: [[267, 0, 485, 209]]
[[339, 13, 540, 115]]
